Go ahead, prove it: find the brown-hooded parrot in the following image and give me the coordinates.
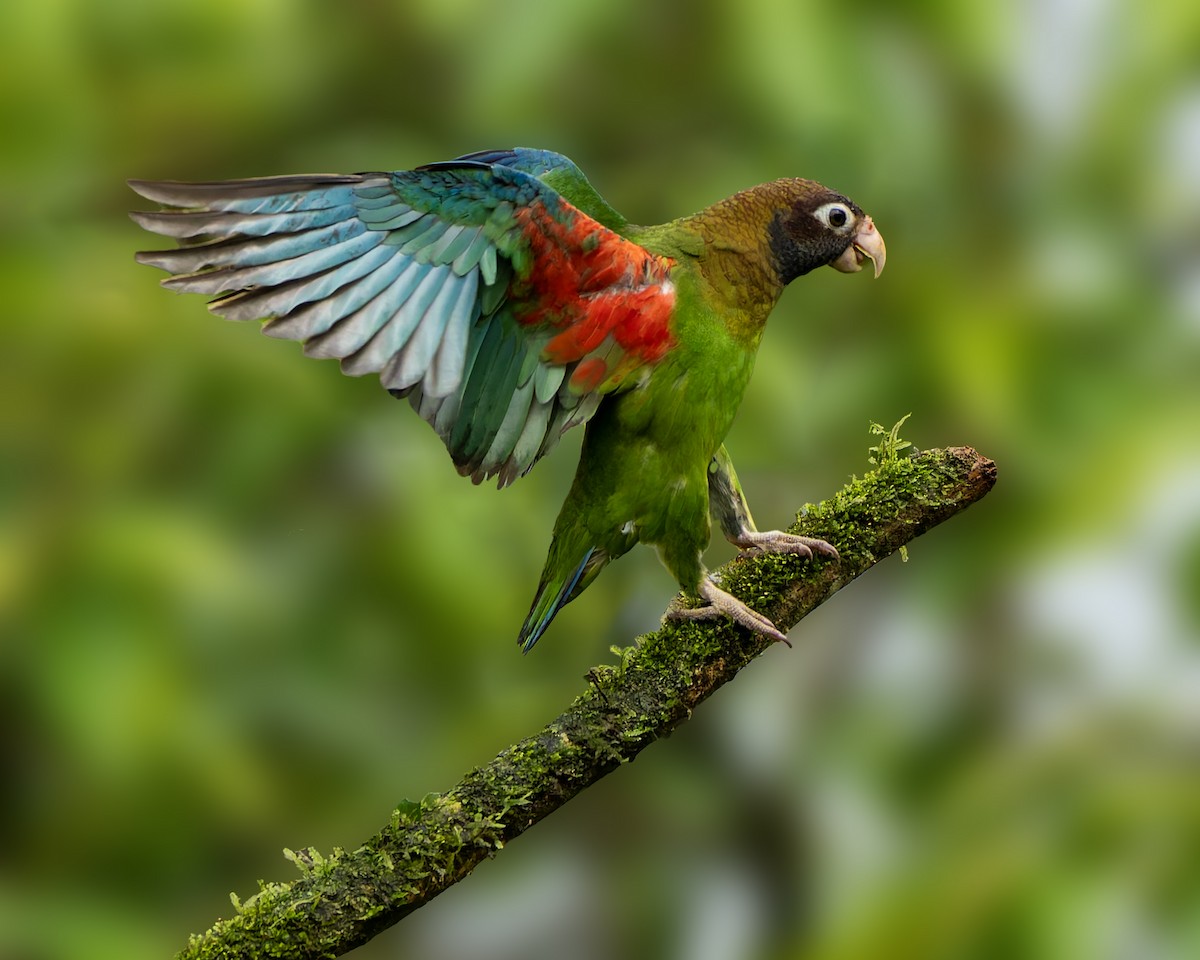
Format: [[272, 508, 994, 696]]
[[130, 148, 885, 651]]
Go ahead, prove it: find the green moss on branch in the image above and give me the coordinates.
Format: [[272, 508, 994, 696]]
[[178, 445, 996, 960]]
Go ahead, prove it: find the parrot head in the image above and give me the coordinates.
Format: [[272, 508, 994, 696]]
[[767, 181, 886, 284]]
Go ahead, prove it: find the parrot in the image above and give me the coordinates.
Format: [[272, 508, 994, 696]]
[[130, 148, 885, 652]]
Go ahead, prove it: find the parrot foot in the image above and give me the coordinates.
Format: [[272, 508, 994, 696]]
[[733, 530, 839, 560], [669, 578, 791, 646]]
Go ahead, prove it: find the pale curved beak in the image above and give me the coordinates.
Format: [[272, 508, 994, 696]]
[[829, 215, 886, 278]]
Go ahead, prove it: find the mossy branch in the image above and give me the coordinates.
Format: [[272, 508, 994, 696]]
[[178, 445, 996, 960]]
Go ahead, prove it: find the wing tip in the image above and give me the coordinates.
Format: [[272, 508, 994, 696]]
[[128, 178, 196, 207], [129, 209, 188, 237], [133, 248, 175, 271], [128, 173, 368, 210], [127, 178, 158, 199]]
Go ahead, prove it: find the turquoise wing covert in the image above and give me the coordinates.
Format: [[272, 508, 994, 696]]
[[131, 158, 676, 486], [454, 148, 629, 232]]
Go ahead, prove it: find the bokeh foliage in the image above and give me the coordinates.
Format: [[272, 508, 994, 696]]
[[2, 1, 1198, 958]]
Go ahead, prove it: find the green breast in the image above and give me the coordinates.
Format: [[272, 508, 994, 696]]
[[622, 263, 759, 445], [564, 231, 770, 557]]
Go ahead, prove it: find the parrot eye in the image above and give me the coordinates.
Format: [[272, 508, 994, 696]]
[[814, 202, 854, 232]]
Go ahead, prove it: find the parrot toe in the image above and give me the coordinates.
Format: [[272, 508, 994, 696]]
[[732, 530, 839, 560], [669, 578, 791, 646]]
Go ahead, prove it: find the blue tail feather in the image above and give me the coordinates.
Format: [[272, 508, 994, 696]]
[[517, 547, 595, 653]]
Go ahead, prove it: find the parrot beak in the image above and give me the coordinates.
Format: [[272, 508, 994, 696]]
[[830, 215, 886, 278]]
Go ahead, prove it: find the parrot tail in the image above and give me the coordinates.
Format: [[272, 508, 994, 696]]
[[517, 546, 606, 652]]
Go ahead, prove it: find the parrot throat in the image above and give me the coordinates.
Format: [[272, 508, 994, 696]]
[[766, 208, 855, 285], [682, 177, 846, 341], [768, 213, 823, 285]]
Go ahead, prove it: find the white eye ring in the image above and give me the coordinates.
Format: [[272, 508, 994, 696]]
[[814, 201, 855, 232]]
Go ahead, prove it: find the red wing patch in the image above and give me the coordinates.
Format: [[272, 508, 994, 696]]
[[567, 356, 609, 394], [512, 201, 676, 373]]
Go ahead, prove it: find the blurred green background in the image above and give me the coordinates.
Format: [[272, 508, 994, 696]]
[[3, 1, 1199, 957]]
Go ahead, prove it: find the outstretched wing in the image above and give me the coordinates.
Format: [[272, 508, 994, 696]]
[[131, 158, 675, 486]]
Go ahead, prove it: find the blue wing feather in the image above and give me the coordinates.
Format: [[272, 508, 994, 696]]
[[236, 243, 398, 326], [260, 247, 406, 339], [129, 204, 361, 241], [323, 261, 436, 365], [129, 177, 361, 214], [157, 228, 382, 293], [130, 151, 661, 485]]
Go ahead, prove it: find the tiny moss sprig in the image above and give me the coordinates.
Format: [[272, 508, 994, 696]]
[[868, 413, 914, 466], [868, 414, 915, 559]]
